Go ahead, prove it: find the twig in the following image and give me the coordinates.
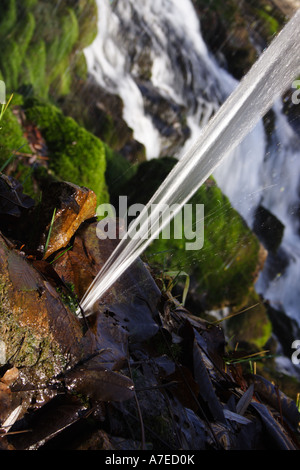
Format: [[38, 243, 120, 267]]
[[211, 302, 260, 326]]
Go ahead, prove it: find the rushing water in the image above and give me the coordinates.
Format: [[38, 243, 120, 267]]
[[80, 0, 300, 321]]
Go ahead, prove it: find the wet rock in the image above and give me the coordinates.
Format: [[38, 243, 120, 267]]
[[266, 304, 300, 358], [191, 1, 257, 79], [258, 245, 290, 287], [52, 221, 161, 345], [0, 232, 94, 385], [253, 205, 284, 253], [225, 291, 272, 351], [136, 81, 191, 157], [192, 0, 286, 79]]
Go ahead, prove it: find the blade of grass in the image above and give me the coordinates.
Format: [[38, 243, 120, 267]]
[[211, 303, 260, 326], [50, 245, 73, 264], [44, 208, 56, 257], [0, 94, 14, 122], [164, 270, 190, 306], [225, 350, 271, 365]]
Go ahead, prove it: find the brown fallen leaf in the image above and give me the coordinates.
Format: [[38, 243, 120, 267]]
[[63, 358, 135, 404], [0, 382, 12, 424], [0, 367, 19, 386]]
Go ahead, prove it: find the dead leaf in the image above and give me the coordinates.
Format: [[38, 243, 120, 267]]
[[0, 174, 35, 217], [0, 367, 19, 386], [7, 394, 87, 450], [0, 382, 12, 423], [193, 340, 225, 423], [236, 383, 254, 416], [248, 374, 300, 431], [63, 359, 135, 403], [165, 365, 200, 412], [251, 401, 297, 450]]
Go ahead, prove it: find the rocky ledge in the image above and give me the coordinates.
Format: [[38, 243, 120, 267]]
[[0, 175, 299, 450]]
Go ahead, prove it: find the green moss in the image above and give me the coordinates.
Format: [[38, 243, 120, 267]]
[[226, 291, 272, 350], [74, 0, 98, 49], [255, 8, 280, 37], [23, 40, 48, 99], [0, 106, 31, 168], [56, 283, 78, 315], [148, 183, 260, 308], [0, 280, 39, 367], [0, 1, 18, 39], [0, 0, 98, 99], [192, 0, 285, 79], [24, 100, 108, 202]]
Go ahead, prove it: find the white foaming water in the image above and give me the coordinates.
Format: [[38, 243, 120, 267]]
[[79, 6, 300, 316], [85, 0, 236, 158], [84, 0, 161, 158]]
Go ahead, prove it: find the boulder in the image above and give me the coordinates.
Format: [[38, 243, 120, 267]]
[[0, 232, 93, 384]]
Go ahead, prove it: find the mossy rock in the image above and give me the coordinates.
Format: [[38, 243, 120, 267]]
[[0, 104, 31, 168], [191, 0, 285, 79], [24, 100, 109, 203], [114, 157, 261, 309], [59, 80, 146, 165], [225, 290, 272, 350]]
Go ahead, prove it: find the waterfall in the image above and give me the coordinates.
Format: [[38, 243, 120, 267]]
[[84, 0, 161, 158], [84, 0, 300, 323]]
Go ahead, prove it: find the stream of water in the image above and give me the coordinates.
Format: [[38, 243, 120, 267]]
[[80, 2, 300, 319]]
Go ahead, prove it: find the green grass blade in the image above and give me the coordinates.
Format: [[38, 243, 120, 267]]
[[44, 208, 57, 257]]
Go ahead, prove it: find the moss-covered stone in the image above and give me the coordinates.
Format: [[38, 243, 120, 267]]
[[191, 0, 285, 79], [225, 290, 272, 350], [59, 80, 146, 165], [24, 100, 109, 203], [0, 284, 62, 374], [0, 274, 67, 379], [114, 157, 261, 309], [0, 105, 31, 169]]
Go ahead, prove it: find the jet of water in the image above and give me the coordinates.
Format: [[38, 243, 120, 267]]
[[78, 10, 300, 315]]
